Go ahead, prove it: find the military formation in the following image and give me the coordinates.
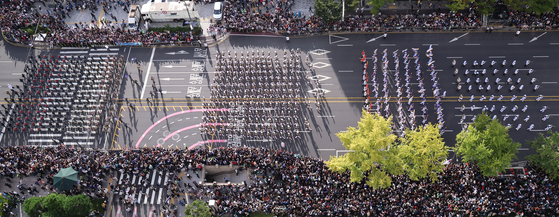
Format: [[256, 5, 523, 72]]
[[201, 50, 312, 141], [454, 58, 552, 131], [363, 45, 446, 136], [1, 54, 125, 145]]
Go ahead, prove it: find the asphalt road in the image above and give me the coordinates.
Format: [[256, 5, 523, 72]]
[[1, 31, 559, 217], [3, 31, 559, 159], [108, 31, 559, 161]]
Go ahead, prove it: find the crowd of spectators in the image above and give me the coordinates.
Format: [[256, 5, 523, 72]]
[[1, 146, 558, 216], [1, 0, 198, 46], [2, 0, 559, 46]]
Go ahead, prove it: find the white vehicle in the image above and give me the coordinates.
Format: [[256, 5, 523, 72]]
[[126, 5, 141, 30], [213, 2, 222, 20], [141, 1, 196, 23]]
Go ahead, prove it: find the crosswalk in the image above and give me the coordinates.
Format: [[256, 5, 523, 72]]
[[115, 169, 171, 205]]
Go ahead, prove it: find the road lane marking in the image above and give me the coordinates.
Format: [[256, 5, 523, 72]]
[[380, 44, 396, 46], [533, 56, 549, 58], [337, 44, 353, 47], [140, 47, 157, 99], [338, 70, 353, 73], [508, 43, 524, 45], [489, 56, 506, 58], [446, 57, 462, 59], [464, 44, 480, 46]]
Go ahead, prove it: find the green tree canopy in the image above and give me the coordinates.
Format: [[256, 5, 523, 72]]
[[505, 0, 556, 14], [527, 131, 559, 181], [23, 193, 94, 217], [185, 200, 212, 217], [63, 194, 93, 217], [447, 0, 496, 15], [314, 0, 342, 23], [446, 0, 469, 13], [23, 197, 44, 217], [455, 112, 520, 176], [398, 123, 449, 182], [326, 109, 404, 189], [41, 193, 66, 217]]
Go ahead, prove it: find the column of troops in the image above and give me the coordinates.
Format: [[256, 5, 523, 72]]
[[201, 50, 311, 141], [1, 54, 125, 144], [363, 45, 446, 136]]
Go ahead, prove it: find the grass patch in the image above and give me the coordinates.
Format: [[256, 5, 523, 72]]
[[148, 25, 202, 35]]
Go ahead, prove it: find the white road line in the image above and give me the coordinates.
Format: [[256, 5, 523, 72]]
[[517, 148, 529, 150], [464, 44, 480, 46], [60, 51, 88, 54], [423, 44, 438, 46], [144, 189, 150, 204], [157, 188, 163, 204], [338, 70, 353, 73], [0, 60, 13, 63], [316, 58, 332, 59], [508, 43, 524, 45], [317, 115, 335, 118], [88, 53, 118, 56], [533, 56, 549, 58], [157, 71, 218, 74], [337, 44, 353, 47], [489, 56, 506, 58], [541, 82, 557, 84], [140, 47, 156, 99], [380, 44, 396, 46], [151, 169, 157, 185], [550, 43, 559, 45], [61, 47, 87, 50], [447, 57, 463, 59], [11, 73, 21, 76], [446, 130, 454, 132]]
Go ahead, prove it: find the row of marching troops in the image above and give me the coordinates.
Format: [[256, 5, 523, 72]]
[[362, 45, 446, 136], [1, 54, 125, 139], [453, 59, 538, 92], [201, 49, 312, 141]]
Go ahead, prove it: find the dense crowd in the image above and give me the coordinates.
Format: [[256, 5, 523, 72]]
[[220, 0, 484, 35], [1, 0, 198, 46], [0, 146, 558, 216], [2, 0, 559, 46]]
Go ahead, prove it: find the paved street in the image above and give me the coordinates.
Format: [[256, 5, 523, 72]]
[[107, 31, 559, 161], [2, 31, 559, 217]]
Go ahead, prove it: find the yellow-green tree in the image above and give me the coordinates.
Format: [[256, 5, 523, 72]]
[[398, 124, 449, 182], [455, 112, 520, 176], [527, 131, 559, 181], [326, 109, 404, 189]]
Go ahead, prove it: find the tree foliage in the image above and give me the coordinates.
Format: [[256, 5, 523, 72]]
[[42, 193, 66, 217], [23, 197, 44, 217], [447, 0, 496, 15], [63, 194, 93, 217], [455, 112, 520, 176], [505, 0, 556, 14], [23, 193, 93, 217], [446, 0, 469, 13], [326, 109, 404, 189], [185, 199, 212, 217], [527, 131, 559, 181], [314, 0, 342, 23], [398, 123, 449, 182]]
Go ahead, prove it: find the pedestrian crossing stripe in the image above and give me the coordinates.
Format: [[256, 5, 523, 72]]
[[115, 169, 176, 205]]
